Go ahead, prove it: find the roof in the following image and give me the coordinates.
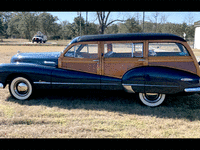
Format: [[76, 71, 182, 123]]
[[70, 33, 186, 44]]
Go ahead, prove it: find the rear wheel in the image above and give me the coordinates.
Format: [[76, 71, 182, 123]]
[[9, 77, 33, 100], [138, 93, 166, 107]]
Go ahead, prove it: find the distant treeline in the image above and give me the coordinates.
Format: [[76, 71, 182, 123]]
[[0, 12, 195, 41]]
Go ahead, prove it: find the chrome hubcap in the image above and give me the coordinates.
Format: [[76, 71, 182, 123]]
[[14, 81, 29, 97], [142, 93, 162, 103]]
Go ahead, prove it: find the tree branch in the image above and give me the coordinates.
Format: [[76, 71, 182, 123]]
[[97, 12, 102, 25], [105, 11, 111, 25], [106, 19, 125, 28]]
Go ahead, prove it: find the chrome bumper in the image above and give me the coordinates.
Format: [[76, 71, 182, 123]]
[[184, 87, 200, 92], [0, 83, 3, 89]]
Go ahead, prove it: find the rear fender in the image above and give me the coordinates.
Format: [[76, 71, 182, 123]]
[[122, 66, 200, 94], [122, 67, 145, 93], [144, 66, 200, 94]]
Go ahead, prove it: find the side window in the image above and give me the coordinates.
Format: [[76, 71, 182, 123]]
[[148, 43, 190, 57], [104, 43, 143, 58], [65, 44, 98, 58]]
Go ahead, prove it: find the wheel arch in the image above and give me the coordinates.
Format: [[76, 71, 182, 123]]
[[5, 73, 34, 87], [122, 66, 146, 93]]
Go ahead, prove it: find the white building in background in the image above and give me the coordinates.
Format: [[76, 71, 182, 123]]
[[194, 21, 200, 49]]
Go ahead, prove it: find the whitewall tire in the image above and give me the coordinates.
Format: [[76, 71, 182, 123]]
[[9, 77, 33, 100], [139, 93, 166, 107]]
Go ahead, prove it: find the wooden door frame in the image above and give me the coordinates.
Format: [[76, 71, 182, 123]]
[[101, 40, 147, 78], [58, 41, 102, 75]]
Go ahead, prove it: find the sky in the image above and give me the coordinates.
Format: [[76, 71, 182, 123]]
[[48, 11, 200, 25]]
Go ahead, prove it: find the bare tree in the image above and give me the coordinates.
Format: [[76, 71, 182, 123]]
[[96, 11, 125, 34], [134, 12, 141, 23], [184, 13, 194, 26], [160, 13, 168, 24], [148, 12, 160, 32]]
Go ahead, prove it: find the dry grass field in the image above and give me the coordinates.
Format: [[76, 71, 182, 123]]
[[1, 45, 200, 138]]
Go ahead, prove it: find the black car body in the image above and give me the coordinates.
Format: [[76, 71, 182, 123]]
[[0, 33, 200, 107]]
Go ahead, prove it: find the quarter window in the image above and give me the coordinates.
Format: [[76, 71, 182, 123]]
[[148, 43, 190, 57], [104, 43, 143, 58], [65, 44, 98, 58]]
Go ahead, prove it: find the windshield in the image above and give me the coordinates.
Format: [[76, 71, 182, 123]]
[[62, 36, 80, 53], [62, 42, 72, 53]]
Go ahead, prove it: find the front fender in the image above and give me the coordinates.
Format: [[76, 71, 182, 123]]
[[0, 63, 53, 88]]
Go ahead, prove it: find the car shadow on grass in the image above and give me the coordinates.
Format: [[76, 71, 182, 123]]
[[6, 89, 200, 121]]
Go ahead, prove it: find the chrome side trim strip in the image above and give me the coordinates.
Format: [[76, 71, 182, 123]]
[[184, 87, 200, 92], [122, 83, 178, 88], [44, 61, 56, 65], [52, 82, 119, 85], [145, 84, 178, 87], [34, 81, 119, 86], [52, 82, 100, 85], [0, 83, 4, 89], [181, 78, 194, 82], [122, 85, 135, 93], [33, 82, 51, 84], [122, 83, 144, 87]]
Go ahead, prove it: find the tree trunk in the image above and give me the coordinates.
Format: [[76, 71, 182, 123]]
[[100, 24, 105, 34]]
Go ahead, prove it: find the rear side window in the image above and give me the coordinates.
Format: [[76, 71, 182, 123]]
[[148, 43, 190, 57], [104, 43, 143, 58]]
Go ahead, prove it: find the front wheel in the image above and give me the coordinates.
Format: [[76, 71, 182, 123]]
[[138, 93, 166, 107], [9, 77, 33, 100]]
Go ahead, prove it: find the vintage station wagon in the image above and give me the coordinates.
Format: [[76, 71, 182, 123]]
[[0, 33, 200, 107]]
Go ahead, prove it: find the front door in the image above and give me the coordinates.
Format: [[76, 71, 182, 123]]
[[56, 42, 101, 89]]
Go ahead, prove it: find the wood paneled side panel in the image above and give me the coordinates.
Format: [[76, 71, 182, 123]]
[[62, 62, 97, 74], [104, 63, 142, 78], [148, 56, 197, 74], [103, 61, 144, 78], [149, 62, 197, 74]]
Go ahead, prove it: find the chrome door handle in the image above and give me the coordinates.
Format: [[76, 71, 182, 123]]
[[93, 60, 99, 62]]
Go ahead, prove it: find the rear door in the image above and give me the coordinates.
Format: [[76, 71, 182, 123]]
[[102, 41, 147, 78]]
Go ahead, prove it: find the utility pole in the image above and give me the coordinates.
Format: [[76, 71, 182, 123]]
[[143, 12, 145, 32], [80, 12, 82, 36], [85, 12, 88, 35]]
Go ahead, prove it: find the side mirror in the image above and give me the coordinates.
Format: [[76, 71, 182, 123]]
[[198, 61, 200, 65]]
